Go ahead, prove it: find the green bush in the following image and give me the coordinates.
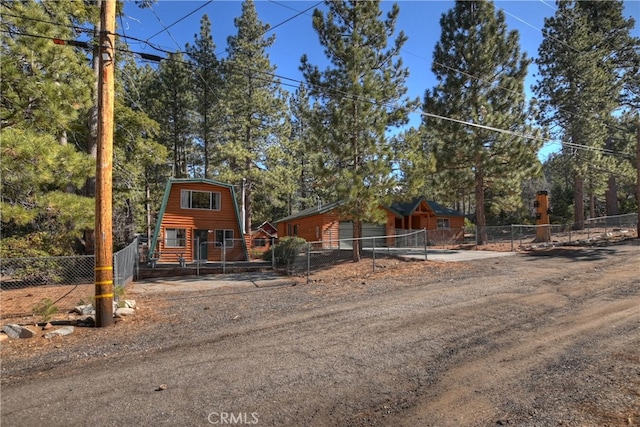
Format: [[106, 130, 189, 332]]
[[264, 236, 307, 267]]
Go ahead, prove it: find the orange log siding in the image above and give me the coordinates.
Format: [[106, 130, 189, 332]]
[[156, 182, 245, 263], [277, 211, 342, 248]]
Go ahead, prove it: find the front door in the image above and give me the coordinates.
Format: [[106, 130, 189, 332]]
[[194, 229, 208, 261]]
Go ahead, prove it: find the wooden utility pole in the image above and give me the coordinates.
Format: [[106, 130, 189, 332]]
[[95, 0, 116, 327]]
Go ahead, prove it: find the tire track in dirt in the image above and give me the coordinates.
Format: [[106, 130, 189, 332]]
[[395, 262, 640, 426]]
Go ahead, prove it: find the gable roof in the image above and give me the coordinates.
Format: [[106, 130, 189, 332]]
[[426, 200, 466, 217], [253, 221, 278, 237], [389, 196, 466, 218], [275, 196, 465, 225], [274, 200, 345, 224], [150, 178, 245, 255]]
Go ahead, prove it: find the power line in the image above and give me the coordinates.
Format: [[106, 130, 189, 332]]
[[4, 12, 635, 162], [144, 0, 212, 41]]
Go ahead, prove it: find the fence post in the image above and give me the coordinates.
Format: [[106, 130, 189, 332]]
[[510, 225, 514, 252], [424, 228, 428, 261], [372, 237, 376, 272], [112, 252, 119, 288], [196, 237, 200, 277], [306, 243, 311, 284], [222, 239, 226, 274]]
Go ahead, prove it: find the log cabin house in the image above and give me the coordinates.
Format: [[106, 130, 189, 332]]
[[150, 178, 248, 264]]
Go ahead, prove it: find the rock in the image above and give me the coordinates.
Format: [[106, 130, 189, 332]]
[[43, 322, 53, 330], [0, 333, 8, 342], [74, 304, 94, 315], [114, 307, 135, 317], [156, 384, 168, 391], [44, 326, 75, 339], [2, 324, 35, 339], [123, 299, 136, 309]]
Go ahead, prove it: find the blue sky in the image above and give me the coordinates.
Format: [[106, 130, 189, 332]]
[[120, 1, 639, 162]]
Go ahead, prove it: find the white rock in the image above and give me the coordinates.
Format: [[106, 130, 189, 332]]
[[74, 304, 94, 315], [44, 326, 75, 339], [115, 307, 135, 317]]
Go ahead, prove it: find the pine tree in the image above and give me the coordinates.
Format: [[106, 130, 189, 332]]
[[423, 0, 540, 244], [288, 84, 326, 212], [111, 56, 168, 247], [218, 0, 290, 234], [185, 14, 222, 179], [0, 0, 94, 134], [300, 0, 417, 261], [151, 52, 195, 178], [534, 0, 637, 228], [0, 0, 99, 255], [0, 129, 95, 256]]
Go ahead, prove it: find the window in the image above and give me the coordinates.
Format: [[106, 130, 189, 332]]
[[436, 218, 450, 229], [165, 228, 186, 247], [293, 224, 299, 236], [253, 238, 266, 247], [181, 190, 220, 210], [215, 229, 234, 248]]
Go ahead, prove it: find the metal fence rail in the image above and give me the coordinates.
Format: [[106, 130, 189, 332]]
[[271, 229, 430, 279], [0, 255, 95, 290], [114, 238, 139, 287], [478, 213, 638, 250], [1, 238, 139, 291]]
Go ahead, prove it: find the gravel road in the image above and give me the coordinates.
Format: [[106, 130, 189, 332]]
[[1, 242, 639, 426]]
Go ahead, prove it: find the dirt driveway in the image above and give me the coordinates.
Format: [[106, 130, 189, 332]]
[[1, 242, 639, 426]]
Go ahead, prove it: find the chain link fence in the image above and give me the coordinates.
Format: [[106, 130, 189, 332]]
[[1, 238, 139, 318], [270, 213, 638, 281], [271, 229, 430, 280], [478, 213, 638, 250]]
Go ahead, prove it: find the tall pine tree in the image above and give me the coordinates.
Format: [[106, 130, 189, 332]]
[[151, 52, 194, 178], [423, 0, 540, 244], [301, 0, 417, 261], [534, 0, 637, 227], [218, 0, 290, 233], [186, 14, 222, 179]]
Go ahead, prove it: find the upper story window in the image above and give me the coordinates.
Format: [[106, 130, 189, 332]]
[[181, 189, 220, 210]]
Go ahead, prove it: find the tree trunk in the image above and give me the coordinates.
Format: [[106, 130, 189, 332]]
[[574, 174, 585, 230], [475, 161, 487, 246], [352, 219, 362, 262], [605, 175, 618, 216], [636, 118, 640, 239], [80, 0, 100, 255]]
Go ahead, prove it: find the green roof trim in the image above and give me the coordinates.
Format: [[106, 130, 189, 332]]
[[425, 200, 466, 217], [274, 199, 346, 224], [275, 196, 465, 225], [389, 196, 465, 218], [150, 178, 248, 260]]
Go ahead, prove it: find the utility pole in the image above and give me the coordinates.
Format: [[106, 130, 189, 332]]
[[95, 0, 116, 327]]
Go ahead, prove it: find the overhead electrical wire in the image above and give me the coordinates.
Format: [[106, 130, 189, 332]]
[[2, 6, 635, 162], [144, 0, 212, 41], [3, 26, 635, 162]]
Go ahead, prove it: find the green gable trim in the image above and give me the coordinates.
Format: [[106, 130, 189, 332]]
[[150, 178, 249, 261]]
